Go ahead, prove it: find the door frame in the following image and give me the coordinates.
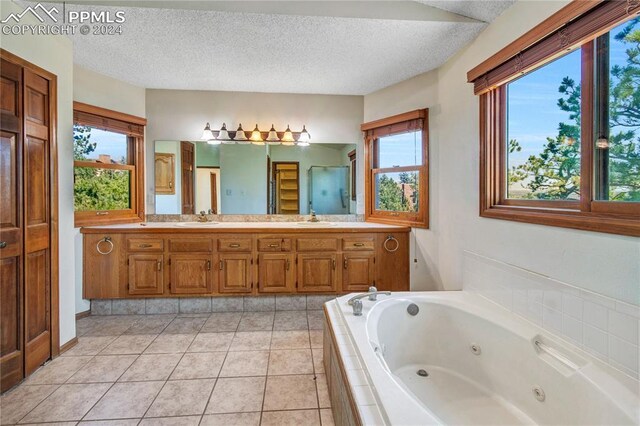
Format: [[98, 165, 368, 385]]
[[180, 141, 195, 214], [1, 49, 60, 358], [210, 172, 218, 214]]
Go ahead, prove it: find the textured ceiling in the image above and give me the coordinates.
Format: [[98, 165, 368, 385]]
[[418, 0, 516, 23], [34, 1, 512, 95]]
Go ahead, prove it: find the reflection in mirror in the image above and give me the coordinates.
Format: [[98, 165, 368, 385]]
[[154, 141, 356, 215]]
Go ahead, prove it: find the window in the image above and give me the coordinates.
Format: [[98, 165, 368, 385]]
[[471, 1, 640, 236], [73, 102, 146, 226], [362, 109, 428, 228]]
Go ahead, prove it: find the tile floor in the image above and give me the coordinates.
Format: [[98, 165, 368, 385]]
[[1, 310, 333, 426]]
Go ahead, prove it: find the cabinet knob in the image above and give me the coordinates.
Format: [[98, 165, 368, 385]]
[[0, 241, 6, 249]]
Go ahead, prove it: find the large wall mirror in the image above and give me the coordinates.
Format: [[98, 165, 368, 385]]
[[154, 141, 356, 215]]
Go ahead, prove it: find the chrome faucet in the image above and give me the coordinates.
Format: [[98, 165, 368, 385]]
[[347, 286, 391, 316], [197, 211, 209, 223], [308, 210, 319, 222]]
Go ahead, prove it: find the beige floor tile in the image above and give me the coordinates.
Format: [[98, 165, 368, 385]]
[[205, 377, 265, 414], [20, 383, 111, 423], [162, 317, 206, 334], [312, 348, 325, 374], [144, 334, 195, 354], [0, 384, 58, 425], [138, 416, 200, 426], [200, 313, 242, 333], [188, 332, 234, 352], [263, 375, 318, 411], [145, 379, 215, 417], [309, 330, 323, 348], [85, 381, 164, 420], [119, 353, 183, 382], [62, 336, 116, 357], [200, 412, 260, 426], [83, 323, 133, 337], [20, 422, 77, 426], [237, 312, 274, 331], [125, 315, 175, 335], [67, 355, 137, 383], [273, 311, 308, 331], [79, 420, 140, 426], [261, 409, 321, 426], [270, 331, 310, 350], [307, 311, 325, 330], [320, 408, 335, 426], [219, 351, 269, 377], [316, 374, 330, 408], [268, 349, 313, 375], [170, 352, 226, 380], [26, 356, 93, 384], [229, 332, 271, 351], [100, 335, 157, 355]]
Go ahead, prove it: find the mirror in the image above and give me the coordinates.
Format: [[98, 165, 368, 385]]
[[154, 141, 357, 215]]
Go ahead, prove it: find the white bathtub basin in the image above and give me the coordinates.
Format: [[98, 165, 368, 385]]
[[326, 292, 639, 425]]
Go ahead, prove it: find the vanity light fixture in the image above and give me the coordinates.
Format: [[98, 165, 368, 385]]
[[234, 124, 249, 143], [297, 125, 311, 146], [266, 124, 281, 144], [250, 124, 264, 145], [201, 122, 215, 141], [281, 124, 295, 145], [217, 123, 230, 141]]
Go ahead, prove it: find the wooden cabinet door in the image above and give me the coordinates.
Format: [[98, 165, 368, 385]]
[[180, 141, 194, 214], [258, 253, 294, 293], [155, 153, 175, 194], [169, 254, 213, 294], [128, 254, 164, 295], [219, 254, 252, 294], [297, 253, 337, 293], [342, 253, 375, 292], [23, 68, 51, 376], [0, 57, 24, 391]]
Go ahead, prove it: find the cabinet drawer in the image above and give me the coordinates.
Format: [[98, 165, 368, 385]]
[[296, 238, 338, 252], [169, 238, 213, 252], [127, 238, 164, 252], [218, 238, 252, 252], [258, 238, 292, 252], [342, 237, 375, 251]]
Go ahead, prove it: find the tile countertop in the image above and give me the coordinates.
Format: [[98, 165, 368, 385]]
[[80, 221, 411, 233]]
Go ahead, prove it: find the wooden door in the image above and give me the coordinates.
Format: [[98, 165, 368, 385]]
[[0, 57, 24, 391], [23, 68, 51, 376], [169, 254, 213, 294], [180, 141, 194, 214], [128, 254, 164, 295], [258, 253, 294, 293], [342, 253, 375, 292], [297, 253, 337, 293], [219, 253, 252, 293], [155, 153, 175, 194], [210, 172, 217, 214]]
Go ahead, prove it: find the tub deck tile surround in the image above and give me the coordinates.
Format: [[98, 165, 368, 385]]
[[0, 306, 335, 425], [463, 251, 640, 379]]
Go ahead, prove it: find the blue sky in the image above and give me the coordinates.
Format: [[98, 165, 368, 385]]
[[81, 128, 128, 163], [507, 22, 630, 169], [377, 131, 422, 168]]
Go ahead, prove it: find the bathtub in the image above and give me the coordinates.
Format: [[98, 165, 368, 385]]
[[324, 292, 639, 425]]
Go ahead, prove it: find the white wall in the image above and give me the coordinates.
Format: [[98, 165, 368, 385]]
[[145, 89, 364, 213], [0, 1, 75, 345], [72, 65, 146, 313], [364, 0, 640, 306]]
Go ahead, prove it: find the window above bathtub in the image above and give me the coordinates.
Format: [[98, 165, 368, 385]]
[[469, 1, 640, 237], [361, 109, 429, 228]]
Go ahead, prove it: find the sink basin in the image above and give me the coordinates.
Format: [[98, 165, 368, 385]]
[[175, 222, 219, 227], [296, 222, 335, 227]]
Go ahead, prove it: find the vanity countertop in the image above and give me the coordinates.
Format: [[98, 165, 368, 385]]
[[80, 221, 411, 233]]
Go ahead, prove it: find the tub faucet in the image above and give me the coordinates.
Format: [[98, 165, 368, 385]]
[[347, 286, 391, 315]]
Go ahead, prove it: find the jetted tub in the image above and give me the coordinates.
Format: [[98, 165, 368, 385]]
[[325, 292, 639, 425]]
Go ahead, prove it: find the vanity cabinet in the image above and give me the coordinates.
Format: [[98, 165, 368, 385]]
[[257, 253, 295, 293], [128, 254, 164, 295], [81, 225, 410, 299], [297, 253, 338, 293], [219, 253, 253, 293]]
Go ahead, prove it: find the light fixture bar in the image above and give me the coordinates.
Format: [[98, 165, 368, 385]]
[[199, 122, 311, 145]]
